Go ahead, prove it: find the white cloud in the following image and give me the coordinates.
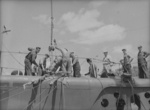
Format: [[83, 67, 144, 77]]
[[89, 1, 106, 8], [59, 9, 103, 33], [58, 3, 125, 45], [71, 24, 125, 45], [32, 14, 51, 25]]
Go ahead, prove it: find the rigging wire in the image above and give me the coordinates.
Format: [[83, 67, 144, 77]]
[[127, 79, 147, 110], [1, 50, 150, 64], [0, 87, 21, 95], [1, 44, 24, 67], [33, 85, 57, 110], [22, 89, 47, 110], [0, 82, 40, 102], [1, 66, 24, 70]]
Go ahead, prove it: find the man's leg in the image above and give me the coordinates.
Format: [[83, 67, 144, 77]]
[[25, 59, 32, 76], [141, 64, 148, 78]]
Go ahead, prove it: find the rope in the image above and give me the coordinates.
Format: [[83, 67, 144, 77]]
[[1, 44, 24, 67], [127, 79, 147, 110], [33, 85, 57, 110], [22, 89, 47, 110], [1, 50, 150, 65], [1, 66, 24, 70], [0, 87, 21, 95], [127, 80, 135, 104], [116, 79, 123, 109], [0, 88, 27, 102], [0, 82, 40, 102]]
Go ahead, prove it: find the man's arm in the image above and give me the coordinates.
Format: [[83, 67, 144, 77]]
[[66, 59, 72, 75], [32, 52, 38, 66], [128, 55, 133, 64], [144, 52, 150, 58], [72, 57, 78, 66], [55, 46, 65, 57], [85, 73, 90, 76]]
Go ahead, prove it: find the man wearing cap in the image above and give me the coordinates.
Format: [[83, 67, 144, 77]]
[[137, 46, 150, 78], [85, 58, 98, 78], [24, 47, 41, 76], [38, 54, 49, 76], [52, 39, 72, 77], [70, 52, 81, 77], [121, 49, 133, 75], [101, 51, 113, 78]]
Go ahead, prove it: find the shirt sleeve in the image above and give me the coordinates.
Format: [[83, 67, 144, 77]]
[[107, 55, 112, 61], [67, 59, 72, 74], [127, 55, 131, 58], [31, 51, 37, 62]]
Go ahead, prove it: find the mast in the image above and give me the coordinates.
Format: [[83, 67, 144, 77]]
[[49, 0, 54, 64], [0, 36, 2, 75], [50, 0, 54, 46]]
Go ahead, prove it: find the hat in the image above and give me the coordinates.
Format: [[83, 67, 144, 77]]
[[70, 52, 74, 55], [103, 51, 108, 53], [36, 47, 41, 50], [86, 58, 92, 62], [122, 49, 126, 51], [45, 54, 49, 57], [138, 45, 142, 48], [49, 45, 55, 51]]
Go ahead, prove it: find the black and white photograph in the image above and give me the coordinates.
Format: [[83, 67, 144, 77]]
[[0, 0, 150, 110]]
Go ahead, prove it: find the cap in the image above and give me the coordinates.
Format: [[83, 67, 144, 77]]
[[138, 45, 142, 48], [86, 58, 92, 62], [36, 47, 41, 50], [103, 51, 108, 53], [45, 54, 49, 57], [49, 45, 55, 51], [122, 49, 126, 51], [70, 52, 74, 55]]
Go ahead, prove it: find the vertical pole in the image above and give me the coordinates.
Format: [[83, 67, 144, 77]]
[[126, 92, 131, 110], [49, 0, 54, 66], [50, 0, 53, 46], [0, 33, 2, 76]]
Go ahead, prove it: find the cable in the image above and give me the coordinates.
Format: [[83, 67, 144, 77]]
[[22, 89, 47, 110], [1, 50, 150, 65], [1, 66, 24, 70], [0, 82, 40, 102], [127, 79, 147, 110], [33, 85, 57, 109], [0, 87, 21, 95], [1, 44, 24, 67]]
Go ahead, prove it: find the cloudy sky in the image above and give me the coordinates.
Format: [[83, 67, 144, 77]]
[[0, 0, 150, 75]]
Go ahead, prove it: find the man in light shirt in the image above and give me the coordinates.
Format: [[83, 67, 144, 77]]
[[85, 58, 98, 78], [101, 51, 113, 78], [38, 54, 49, 76], [137, 45, 150, 78]]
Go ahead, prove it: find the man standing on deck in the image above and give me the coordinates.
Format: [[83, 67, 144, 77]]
[[24, 47, 41, 76], [50, 39, 72, 77], [38, 54, 49, 76], [101, 51, 114, 78], [69, 52, 81, 77], [85, 58, 98, 78], [122, 49, 133, 75], [137, 45, 150, 78]]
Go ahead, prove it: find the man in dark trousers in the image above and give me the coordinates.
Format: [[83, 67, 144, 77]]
[[24, 47, 41, 76], [69, 52, 81, 77], [122, 49, 133, 75], [85, 58, 98, 78], [137, 45, 150, 78], [38, 54, 49, 76], [52, 39, 72, 77]]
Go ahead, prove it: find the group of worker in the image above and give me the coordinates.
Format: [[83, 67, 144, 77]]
[[24, 42, 150, 79]]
